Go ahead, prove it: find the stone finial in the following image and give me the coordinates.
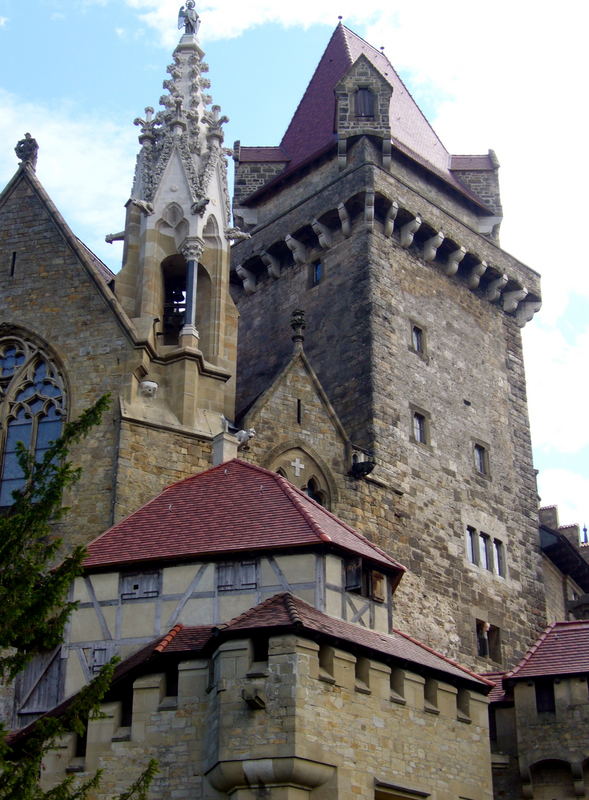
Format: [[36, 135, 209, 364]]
[[15, 133, 38, 170], [178, 1, 200, 35], [291, 309, 306, 350]]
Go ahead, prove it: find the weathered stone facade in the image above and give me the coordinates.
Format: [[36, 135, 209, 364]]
[[39, 631, 493, 800]]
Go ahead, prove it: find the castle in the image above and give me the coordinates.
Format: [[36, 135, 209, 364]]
[[2, 10, 589, 800]]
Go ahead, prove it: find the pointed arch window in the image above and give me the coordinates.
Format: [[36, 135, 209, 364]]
[[0, 335, 67, 506]]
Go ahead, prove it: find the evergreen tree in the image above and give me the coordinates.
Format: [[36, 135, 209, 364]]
[[0, 396, 157, 799]]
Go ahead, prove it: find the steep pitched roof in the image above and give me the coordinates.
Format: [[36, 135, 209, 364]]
[[505, 620, 589, 680], [237, 24, 490, 210], [84, 459, 405, 579], [279, 24, 448, 175]]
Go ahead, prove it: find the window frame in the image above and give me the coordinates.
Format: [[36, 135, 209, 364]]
[[217, 560, 258, 592], [410, 406, 430, 446], [472, 440, 491, 478], [0, 334, 67, 507]]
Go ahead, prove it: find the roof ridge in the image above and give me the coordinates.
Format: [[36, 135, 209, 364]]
[[278, 478, 333, 543], [504, 621, 558, 678], [154, 623, 184, 653], [276, 473, 404, 568], [391, 627, 495, 687]]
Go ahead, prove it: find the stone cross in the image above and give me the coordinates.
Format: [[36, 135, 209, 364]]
[[291, 457, 305, 477]]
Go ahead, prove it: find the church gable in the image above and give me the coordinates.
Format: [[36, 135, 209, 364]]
[[239, 319, 355, 508]]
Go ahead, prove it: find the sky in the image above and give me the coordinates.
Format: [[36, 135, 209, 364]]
[[0, 0, 588, 528]]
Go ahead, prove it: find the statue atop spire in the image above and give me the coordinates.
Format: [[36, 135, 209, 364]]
[[178, 1, 200, 36]]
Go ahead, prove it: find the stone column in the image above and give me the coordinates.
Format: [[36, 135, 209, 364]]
[[180, 236, 205, 347]]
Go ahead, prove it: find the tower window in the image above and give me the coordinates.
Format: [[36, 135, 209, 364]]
[[310, 260, 323, 287], [467, 526, 478, 564], [0, 336, 66, 506], [473, 442, 489, 476], [476, 620, 501, 662], [493, 539, 505, 577], [412, 411, 428, 444], [355, 88, 375, 118], [410, 323, 426, 354]]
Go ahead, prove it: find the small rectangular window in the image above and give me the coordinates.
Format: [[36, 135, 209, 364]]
[[480, 533, 491, 571], [493, 539, 505, 577], [474, 443, 489, 475], [467, 526, 478, 565], [310, 260, 323, 286], [476, 619, 501, 662], [217, 561, 257, 591], [355, 87, 375, 117], [412, 412, 427, 444], [120, 571, 161, 600], [411, 325, 424, 354]]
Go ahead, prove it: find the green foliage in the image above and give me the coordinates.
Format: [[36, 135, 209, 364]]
[[0, 396, 158, 799]]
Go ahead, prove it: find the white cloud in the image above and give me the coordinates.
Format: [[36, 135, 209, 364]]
[[537, 469, 589, 529], [524, 323, 589, 454], [0, 89, 136, 268], [0, 17, 8, 27]]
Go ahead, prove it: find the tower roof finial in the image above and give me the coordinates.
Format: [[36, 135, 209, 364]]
[[15, 133, 38, 171], [291, 309, 306, 351], [178, 1, 200, 36]]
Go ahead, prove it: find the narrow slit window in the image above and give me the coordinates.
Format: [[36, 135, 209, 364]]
[[411, 325, 424, 353], [474, 443, 488, 475]]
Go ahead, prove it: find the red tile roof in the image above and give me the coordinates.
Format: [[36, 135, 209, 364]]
[[505, 620, 589, 680], [481, 672, 508, 703], [112, 593, 492, 689], [213, 593, 492, 689], [84, 459, 405, 579]]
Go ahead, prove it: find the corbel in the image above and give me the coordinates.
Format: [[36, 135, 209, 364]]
[[260, 251, 281, 279], [465, 259, 488, 289], [285, 234, 307, 266], [484, 274, 508, 302], [383, 201, 399, 237], [312, 219, 332, 249], [502, 287, 528, 313], [423, 231, 444, 262], [400, 216, 421, 248], [444, 245, 466, 276], [338, 203, 351, 237], [516, 299, 542, 327], [235, 264, 257, 294]]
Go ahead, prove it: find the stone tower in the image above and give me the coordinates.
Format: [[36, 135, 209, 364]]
[[230, 24, 545, 670]]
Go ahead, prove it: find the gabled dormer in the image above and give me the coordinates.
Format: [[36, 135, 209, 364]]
[[334, 54, 393, 169]]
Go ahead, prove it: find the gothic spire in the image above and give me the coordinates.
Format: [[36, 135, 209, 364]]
[[130, 7, 230, 224]]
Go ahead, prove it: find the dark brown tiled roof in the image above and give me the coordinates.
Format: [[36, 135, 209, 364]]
[[505, 620, 589, 680], [214, 593, 492, 689], [450, 155, 496, 171], [84, 459, 405, 578]]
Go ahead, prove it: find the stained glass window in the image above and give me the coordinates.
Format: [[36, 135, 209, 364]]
[[0, 335, 67, 506]]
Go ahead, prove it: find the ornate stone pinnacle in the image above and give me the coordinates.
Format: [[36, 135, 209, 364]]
[[15, 133, 38, 170], [291, 309, 306, 349]]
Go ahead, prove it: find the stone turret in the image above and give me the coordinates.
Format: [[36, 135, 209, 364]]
[[114, 15, 237, 429]]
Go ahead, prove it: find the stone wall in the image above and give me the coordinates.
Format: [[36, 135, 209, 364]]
[[41, 633, 493, 800]]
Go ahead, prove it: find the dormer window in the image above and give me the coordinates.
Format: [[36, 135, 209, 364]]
[[355, 88, 375, 118]]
